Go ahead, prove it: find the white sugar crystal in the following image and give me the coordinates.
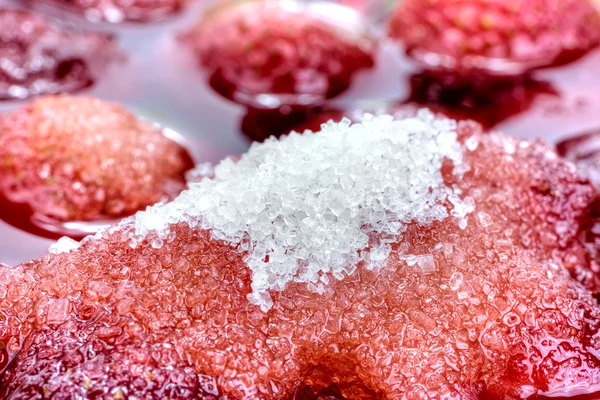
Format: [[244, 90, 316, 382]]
[[449, 271, 463, 291], [49, 236, 81, 254], [185, 162, 214, 183], [503, 141, 516, 154], [415, 254, 437, 274], [134, 112, 471, 311], [465, 136, 479, 151], [401, 253, 437, 274]]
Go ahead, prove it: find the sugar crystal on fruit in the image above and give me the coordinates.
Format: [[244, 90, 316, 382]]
[[389, 0, 600, 71], [449, 271, 463, 291], [465, 136, 480, 151], [46, 298, 70, 324], [135, 112, 471, 310], [49, 237, 81, 254], [414, 254, 437, 274], [3, 112, 599, 399]]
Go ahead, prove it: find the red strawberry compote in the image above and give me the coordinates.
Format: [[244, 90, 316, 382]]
[[0, 8, 118, 100], [1, 112, 600, 399], [388, 0, 600, 74], [0, 95, 192, 235], [179, 0, 376, 107]]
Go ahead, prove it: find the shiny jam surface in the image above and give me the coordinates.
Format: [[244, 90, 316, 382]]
[[1, 1, 600, 399]]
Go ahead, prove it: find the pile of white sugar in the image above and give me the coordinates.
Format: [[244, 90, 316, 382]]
[[134, 111, 473, 311]]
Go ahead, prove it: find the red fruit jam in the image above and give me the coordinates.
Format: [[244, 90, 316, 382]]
[[179, 0, 376, 107], [0, 95, 193, 239], [0, 118, 600, 399], [387, 0, 600, 74], [0, 7, 118, 100]]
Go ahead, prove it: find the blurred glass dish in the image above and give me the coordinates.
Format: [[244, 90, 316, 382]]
[[179, 0, 377, 108], [388, 0, 600, 75], [337, 0, 398, 24], [0, 7, 119, 100], [27, 0, 185, 23]]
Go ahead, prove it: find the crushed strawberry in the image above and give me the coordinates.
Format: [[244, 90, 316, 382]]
[[1, 120, 600, 399]]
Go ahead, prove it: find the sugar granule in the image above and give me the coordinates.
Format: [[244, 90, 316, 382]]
[[49, 237, 81, 254], [134, 111, 472, 310]]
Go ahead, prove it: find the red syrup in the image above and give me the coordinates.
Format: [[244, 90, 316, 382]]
[[479, 389, 600, 400], [238, 48, 600, 145], [292, 381, 381, 400], [0, 342, 7, 375], [241, 105, 325, 142], [531, 394, 600, 400], [556, 129, 600, 191], [241, 71, 561, 142], [405, 71, 560, 130]]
